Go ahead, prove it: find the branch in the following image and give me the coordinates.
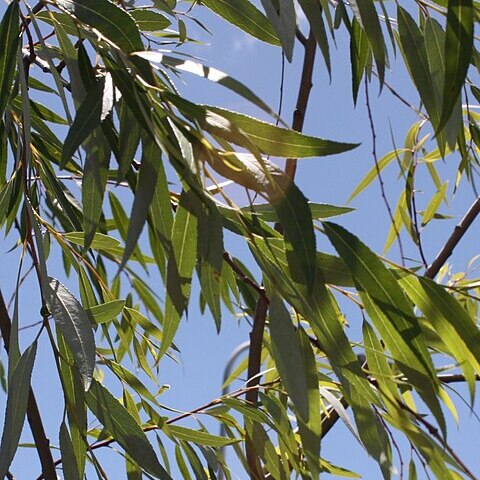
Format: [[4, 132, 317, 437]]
[[0, 292, 57, 480], [425, 195, 480, 279], [245, 30, 318, 479]]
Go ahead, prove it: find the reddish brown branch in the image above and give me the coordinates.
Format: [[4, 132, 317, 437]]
[[0, 292, 57, 480], [245, 30, 318, 479], [425, 195, 480, 279]]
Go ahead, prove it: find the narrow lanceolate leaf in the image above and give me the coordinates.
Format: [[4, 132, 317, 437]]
[[86, 379, 172, 479], [61, 79, 105, 167], [323, 222, 445, 434], [397, 7, 440, 134], [160, 191, 198, 357], [0, 342, 37, 479], [248, 236, 391, 471], [350, 0, 386, 84], [350, 17, 370, 105], [0, 1, 19, 119], [260, 0, 296, 61], [440, 0, 473, 131], [130, 9, 171, 31], [59, 422, 81, 480], [245, 202, 354, 222], [89, 300, 125, 324], [122, 137, 161, 268], [268, 178, 316, 291], [269, 296, 310, 421], [200, 0, 280, 46], [297, 0, 331, 74], [422, 181, 448, 226], [165, 94, 359, 158], [204, 106, 359, 158], [167, 425, 237, 447], [64, 232, 121, 250], [58, 0, 143, 53], [46, 277, 95, 390], [196, 200, 223, 331], [399, 275, 480, 378], [82, 129, 110, 250]]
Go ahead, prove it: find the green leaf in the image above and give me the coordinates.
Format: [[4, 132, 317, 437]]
[[397, 7, 441, 139], [165, 94, 359, 158], [82, 129, 110, 250], [122, 136, 162, 268], [130, 9, 171, 31], [59, 422, 81, 480], [167, 425, 237, 447], [0, 1, 19, 119], [440, 0, 473, 130], [0, 341, 37, 479], [260, 0, 296, 61], [269, 296, 310, 421], [196, 200, 224, 331], [89, 300, 125, 324], [64, 232, 121, 250], [86, 379, 172, 479], [297, 0, 331, 74], [399, 274, 480, 380], [200, 0, 280, 45], [422, 181, 448, 226], [46, 277, 96, 390], [350, 0, 386, 84], [160, 190, 198, 357], [350, 17, 370, 105], [204, 106, 359, 158], [61, 79, 105, 167], [59, 0, 144, 53], [245, 202, 354, 222], [268, 178, 316, 290], [323, 222, 445, 434]]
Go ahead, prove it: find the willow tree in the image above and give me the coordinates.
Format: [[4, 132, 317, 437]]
[[0, 0, 479, 479]]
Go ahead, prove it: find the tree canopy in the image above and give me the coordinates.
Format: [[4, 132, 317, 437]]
[[1, 0, 480, 479]]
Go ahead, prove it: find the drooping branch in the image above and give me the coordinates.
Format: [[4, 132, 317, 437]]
[[0, 292, 57, 480]]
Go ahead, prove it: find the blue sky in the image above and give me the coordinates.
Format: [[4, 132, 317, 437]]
[[1, 1, 480, 479]]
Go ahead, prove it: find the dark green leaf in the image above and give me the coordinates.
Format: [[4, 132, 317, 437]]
[[62, 79, 105, 167], [440, 0, 473, 130], [260, 0, 296, 61], [130, 9, 171, 31], [350, 0, 386, 84], [0, 342, 37, 478], [269, 296, 310, 421], [0, 1, 19, 119], [59, 0, 144, 53], [86, 379, 172, 479], [46, 277, 96, 390], [160, 190, 198, 357], [59, 422, 81, 480], [122, 136, 162, 268], [350, 17, 370, 104]]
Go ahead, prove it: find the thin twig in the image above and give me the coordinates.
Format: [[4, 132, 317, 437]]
[[425, 195, 480, 278], [0, 292, 57, 480], [365, 78, 405, 265]]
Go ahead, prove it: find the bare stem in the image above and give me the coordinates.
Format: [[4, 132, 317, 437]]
[[425, 195, 480, 279]]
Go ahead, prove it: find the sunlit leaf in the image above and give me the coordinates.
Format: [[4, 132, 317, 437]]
[[86, 379, 172, 479], [200, 0, 280, 45]]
